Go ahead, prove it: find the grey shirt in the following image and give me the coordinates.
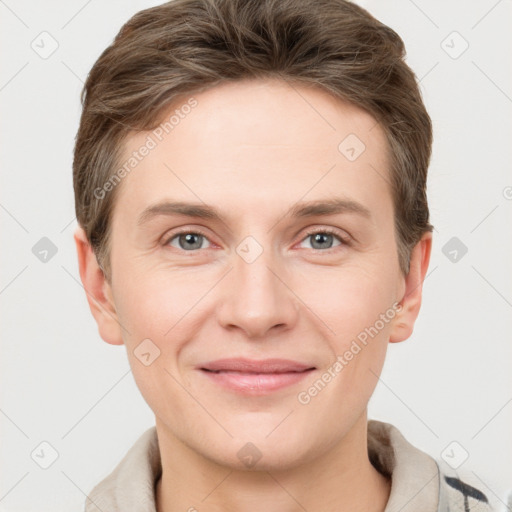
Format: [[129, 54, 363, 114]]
[[84, 420, 493, 511]]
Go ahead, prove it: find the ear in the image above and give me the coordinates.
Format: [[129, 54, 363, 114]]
[[74, 226, 124, 345], [389, 231, 432, 343]]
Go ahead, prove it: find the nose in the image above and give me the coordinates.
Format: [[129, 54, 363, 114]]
[[216, 239, 299, 340]]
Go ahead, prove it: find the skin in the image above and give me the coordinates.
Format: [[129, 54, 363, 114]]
[[75, 78, 432, 512]]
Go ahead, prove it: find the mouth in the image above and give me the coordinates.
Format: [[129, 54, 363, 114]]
[[198, 358, 316, 394]]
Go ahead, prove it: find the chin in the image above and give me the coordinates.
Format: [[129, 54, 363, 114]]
[[216, 448, 309, 472], [208, 434, 319, 472]]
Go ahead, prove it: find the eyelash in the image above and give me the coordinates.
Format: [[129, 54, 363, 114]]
[[303, 227, 351, 247], [163, 227, 351, 252]]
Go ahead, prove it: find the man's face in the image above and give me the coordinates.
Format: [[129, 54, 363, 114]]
[[105, 79, 407, 469]]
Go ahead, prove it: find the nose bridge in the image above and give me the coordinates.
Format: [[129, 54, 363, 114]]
[[216, 233, 298, 338]]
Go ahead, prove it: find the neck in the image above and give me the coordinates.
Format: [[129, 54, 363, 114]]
[[155, 412, 391, 512], [156, 412, 391, 512]]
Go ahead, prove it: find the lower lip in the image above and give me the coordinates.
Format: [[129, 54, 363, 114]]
[[200, 369, 315, 394]]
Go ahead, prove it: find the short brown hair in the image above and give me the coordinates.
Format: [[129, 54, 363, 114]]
[[73, 0, 433, 279]]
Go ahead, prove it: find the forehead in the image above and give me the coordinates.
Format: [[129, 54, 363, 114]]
[[113, 78, 392, 225]]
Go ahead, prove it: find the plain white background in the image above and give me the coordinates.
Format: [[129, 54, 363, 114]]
[[1, 1, 511, 510]]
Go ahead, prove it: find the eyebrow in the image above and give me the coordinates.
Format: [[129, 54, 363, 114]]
[[137, 197, 372, 226]]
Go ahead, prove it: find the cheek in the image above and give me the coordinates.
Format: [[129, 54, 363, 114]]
[[111, 268, 214, 401], [299, 283, 393, 424], [298, 262, 398, 339], [113, 268, 202, 343], [112, 272, 191, 419], [304, 266, 397, 392], [335, 289, 397, 350]]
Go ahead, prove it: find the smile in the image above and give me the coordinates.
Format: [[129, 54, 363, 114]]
[[199, 368, 315, 394]]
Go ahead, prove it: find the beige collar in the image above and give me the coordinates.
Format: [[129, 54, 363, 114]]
[[85, 420, 492, 512]]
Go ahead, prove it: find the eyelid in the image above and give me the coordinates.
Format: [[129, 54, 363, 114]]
[[162, 226, 214, 248], [299, 226, 352, 248], [162, 225, 351, 251]]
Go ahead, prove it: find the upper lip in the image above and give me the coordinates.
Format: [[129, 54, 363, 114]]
[[199, 358, 315, 373]]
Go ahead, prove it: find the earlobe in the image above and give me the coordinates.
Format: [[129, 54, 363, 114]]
[[74, 226, 124, 346], [389, 232, 433, 344]]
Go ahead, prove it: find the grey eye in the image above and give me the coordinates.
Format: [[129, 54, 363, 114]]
[[169, 233, 210, 251], [300, 232, 343, 250]]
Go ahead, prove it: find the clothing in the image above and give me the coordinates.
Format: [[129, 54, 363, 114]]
[[84, 420, 494, 511]]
